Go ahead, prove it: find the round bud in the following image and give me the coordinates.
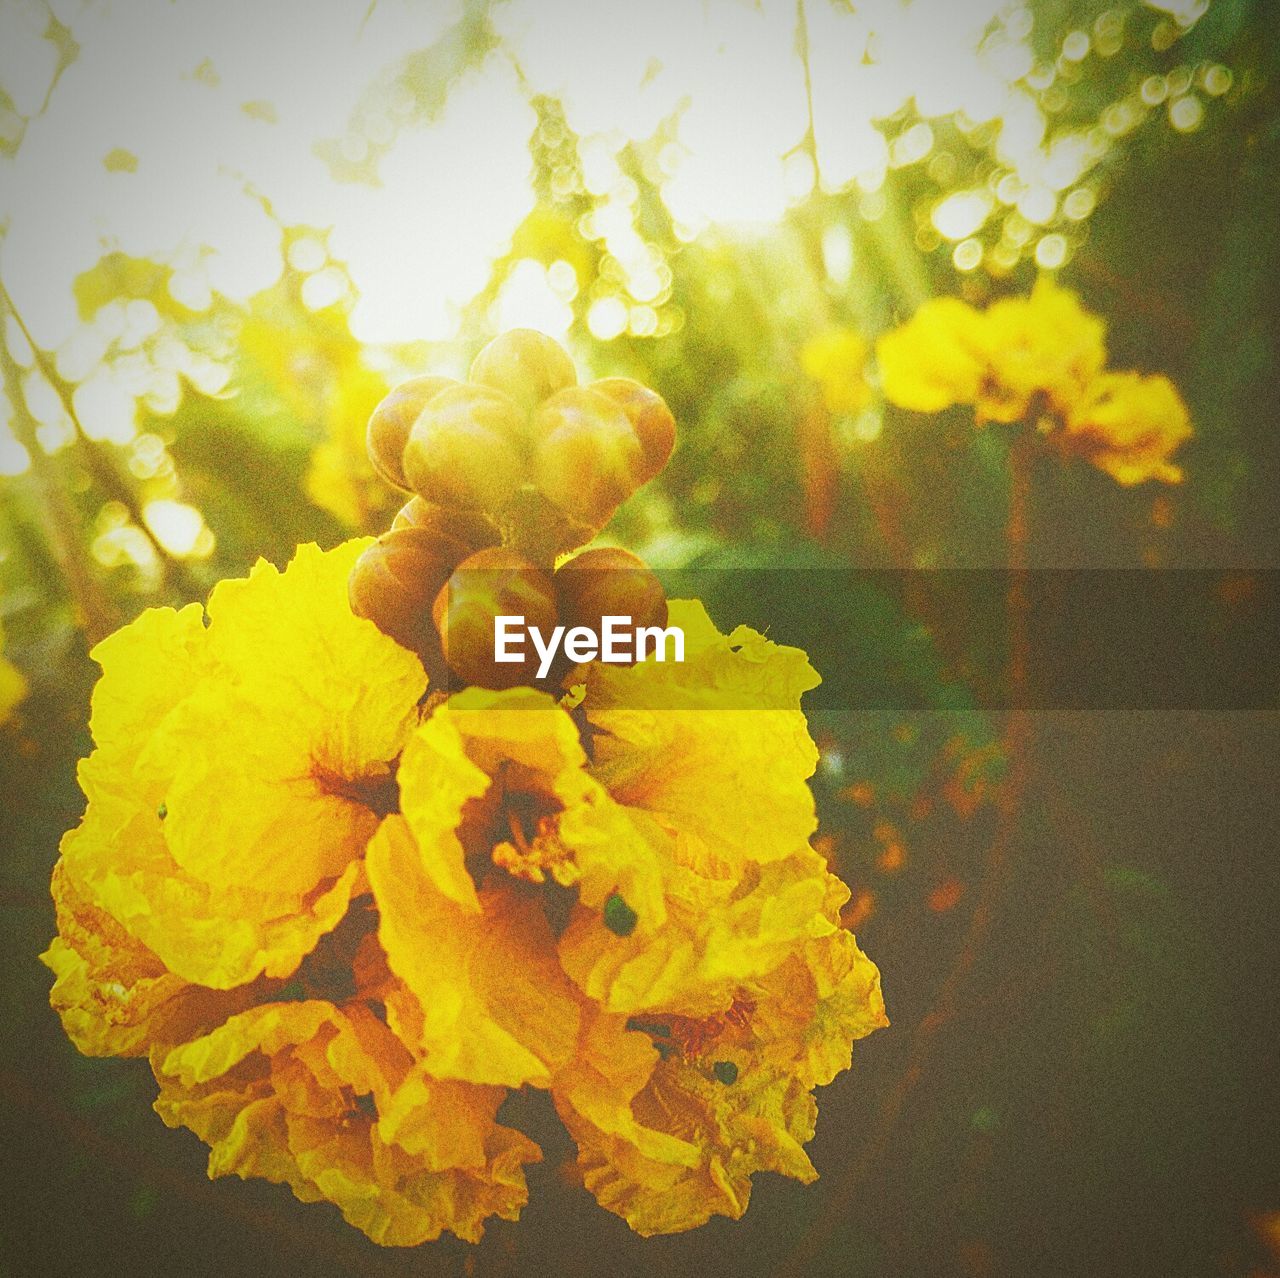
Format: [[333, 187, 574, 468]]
[[432, 547, 558, 689], [555, 548, 667, 658], [348, 526, 472, 661], [402, 384, 526, 513], [530, 387, 646, 533], [391, 497, 502, 553], [469, 328, 578, 421], [366, 375, 459, 489], [589, 377, 676, 483]]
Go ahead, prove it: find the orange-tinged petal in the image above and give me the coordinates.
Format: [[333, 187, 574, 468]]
[[1061, 371, 1191, 485], [61, 791, 362, 990], [40, 860, 249, 1056], [558, 846, 837, 1017], [154, 998, 538, 1245], [751, 929, 890, 1087], [562, 1054, 819, 1236]]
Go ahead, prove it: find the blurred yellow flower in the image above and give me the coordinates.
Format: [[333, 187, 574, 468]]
[[875, 297, 991, 413], [981, 278, 1105, 422], [800, 327, 873, 415], [236, 307, 393, 530], [1059, 371, 1192, 485], [45, 547, 885, 1243], [876, 277, 1189, 484]]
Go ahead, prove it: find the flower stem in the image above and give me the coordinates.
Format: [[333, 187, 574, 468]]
[[0, 328, 118, 643]]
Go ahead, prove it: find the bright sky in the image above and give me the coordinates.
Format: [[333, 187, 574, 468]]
[[0, 0, 1042, 350]]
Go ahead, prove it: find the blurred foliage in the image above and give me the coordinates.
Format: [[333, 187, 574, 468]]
[[2, 0, 1279, 1274]]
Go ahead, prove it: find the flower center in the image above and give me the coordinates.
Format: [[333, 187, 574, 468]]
[[493, 801, 574, 885], [310, 761, 400, 817], [628, 996, 755, 1062]]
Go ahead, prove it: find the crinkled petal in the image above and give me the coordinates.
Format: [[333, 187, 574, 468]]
[[39, 860, 250, 1056], [366, 816, 581, 1087], [58, 541, 424, 990], [155, 999, 538, 1245], [558, 844, 837, 1016], [86, 603, 208, 770], [579, 600, 820, 871], [561, 1056, 818, 1236], [147, 543, 424, 896], [61, 803, 361, 989], [751, 930, 889, 1087]]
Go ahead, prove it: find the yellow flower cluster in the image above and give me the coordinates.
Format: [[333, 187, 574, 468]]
[[44, 334, 886, 1245], [876, 278, 1192, 484]]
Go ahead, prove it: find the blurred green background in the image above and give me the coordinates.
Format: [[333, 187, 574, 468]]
[[1, 0, 1278, 1274]]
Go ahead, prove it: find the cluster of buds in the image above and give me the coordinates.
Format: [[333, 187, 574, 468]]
[[349, 329, 674, 689]]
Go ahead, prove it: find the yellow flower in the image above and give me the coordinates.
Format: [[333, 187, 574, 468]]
[[304, 355, 394, 529], [981, 278, 1105, 422], [1060, 371, 1192, 485], [555, 921, 887, 1235], [800, 328, 872, 415], [46, 549, 886, 1243], [43, 860, 253, 1057], [153, 987, 540, 1244], [366, 600, 884, 1232], [0, 617, 26, 724], [876, 279, 1189, 484], [576, 600, 822, 874], [49, 541, 425, 989], [875, 296, 991, 413]]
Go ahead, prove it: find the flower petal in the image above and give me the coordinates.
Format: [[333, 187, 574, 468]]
[[366, 816, 582, 1087], [579, 600, 821, 871]]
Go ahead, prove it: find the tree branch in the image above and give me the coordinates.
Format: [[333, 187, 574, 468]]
[[0, 277, 202, 600]]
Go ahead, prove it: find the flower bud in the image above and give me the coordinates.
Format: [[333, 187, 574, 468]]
[[390, 497, 501, 553], [402, 384, 526, 513], [366, 375, 459, 490], [469, 328, 577, 421], [589, 377, 676, 483], [432, 547, 558, 689], [348, 526, 473, 662], [530, 387, 645, 533], [555, 548, 667, 660]]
